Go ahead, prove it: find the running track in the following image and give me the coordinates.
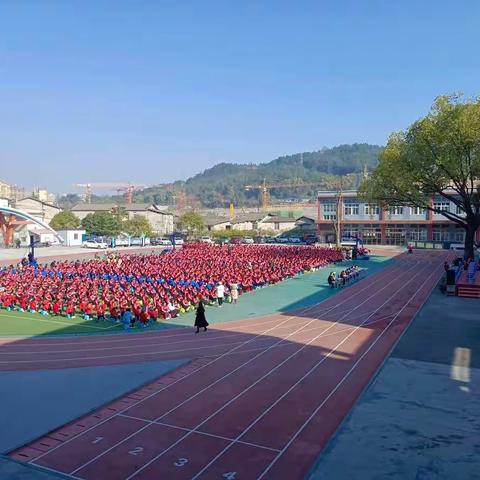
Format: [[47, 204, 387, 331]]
[[7, 250, 449, 479]]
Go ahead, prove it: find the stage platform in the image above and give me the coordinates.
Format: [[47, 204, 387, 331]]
[[456, 271, 480, 298]]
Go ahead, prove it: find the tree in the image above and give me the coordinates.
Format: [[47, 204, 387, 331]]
[[49, 211, 80, 229], [359, 94, 480, 258], [177, 212, 204, 237], [124, 215, 153, 237], [81, 212, 123, 237]]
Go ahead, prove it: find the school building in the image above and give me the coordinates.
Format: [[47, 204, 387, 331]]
[[316, 189, 478, 246]]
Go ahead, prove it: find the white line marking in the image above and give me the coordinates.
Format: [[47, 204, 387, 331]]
[[120, 261, 422, 480], [29, 258, 401, 467], [257, 257, 447, 479], [187, 258, 437, 480], [5, 264, 402, 363], [118, 413, 282, 453]]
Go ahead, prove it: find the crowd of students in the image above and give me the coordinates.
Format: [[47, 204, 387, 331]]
[[0, 244, 343, 325]]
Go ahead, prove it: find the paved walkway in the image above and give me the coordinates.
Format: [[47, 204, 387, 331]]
[[0, 360, 187, 479], [308, 287, 480, 480]]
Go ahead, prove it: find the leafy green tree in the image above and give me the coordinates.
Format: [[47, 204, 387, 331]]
[[360, 94, 480, 258], [81, 212, 123, 237], [177, 212, 204, 236], [49, 211, 80, 229], [124, 215, 153, 237]]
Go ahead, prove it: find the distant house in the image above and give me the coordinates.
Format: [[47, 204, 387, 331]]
[[70, 203, 174, 235], [203, 212, 300, 233], [230, 213, 266, 231], [204, 216, 232, 231], [294, 216, 316, 230], [15, 197, 62, 224], [258, 215, 297, 232]]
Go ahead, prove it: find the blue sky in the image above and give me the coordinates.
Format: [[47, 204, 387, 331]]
[[0, 0, 478, 193]]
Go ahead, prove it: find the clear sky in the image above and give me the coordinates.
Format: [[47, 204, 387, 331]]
[[0, 0, 478, 194]]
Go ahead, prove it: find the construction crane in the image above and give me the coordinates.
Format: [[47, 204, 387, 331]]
[[73, 183, 146, 204], [245, 178, 328, 210]]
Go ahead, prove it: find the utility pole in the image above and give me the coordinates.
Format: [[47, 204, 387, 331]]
[[333, 178, 343, 247]]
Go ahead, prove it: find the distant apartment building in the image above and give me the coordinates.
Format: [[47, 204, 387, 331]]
[[0, 179, 26, 202], [32, 188, 56, 204], [71, 203, 174, 235], [316, 189, 475, 246]]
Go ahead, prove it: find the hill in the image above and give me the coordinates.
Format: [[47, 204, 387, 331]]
[[58, 143, 382, 209]]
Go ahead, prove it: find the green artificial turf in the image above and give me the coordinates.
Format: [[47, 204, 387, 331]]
[[0, 255, 392, 337]]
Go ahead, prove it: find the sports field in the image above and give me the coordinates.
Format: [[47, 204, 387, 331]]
[[6, 250, 449, 479], [0, 256, 390, 337]]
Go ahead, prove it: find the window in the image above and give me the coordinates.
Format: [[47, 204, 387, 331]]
[[343, 227, 359, 237], [433, 202, 450, 213], [432, 225, 451, 242], [389, 206, 403, 215], [344, 203, 359, 216], [456, 205, 465, 215], [364, 204, 379, 215], [453, 225, 465, 243], [361, 226, 382, 245], [411, 207, 426, 215], [407, 226, 427, 241], [323, 203, 337, 221], [385, 225, 406, 245], [73, 233, 79, 240]]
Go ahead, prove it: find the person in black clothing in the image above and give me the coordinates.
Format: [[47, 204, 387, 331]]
[[194, 302, 209, 333]]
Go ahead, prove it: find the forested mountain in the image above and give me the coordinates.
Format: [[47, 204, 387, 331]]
[[58, 144, 382, 209]]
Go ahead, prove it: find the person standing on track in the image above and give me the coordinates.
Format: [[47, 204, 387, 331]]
[[194, 301, 209, 333]]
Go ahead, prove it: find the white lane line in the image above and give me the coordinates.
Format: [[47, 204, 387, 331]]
[[189, 258, 437, 480], [29, 297, 332, 463], [30, 259, 401, 465], [120, 261, 421, 480], [1, 261, 397, 349], [1, 302, 402, 357], [257, 257, 446, 479], [13, 263, 401, 366], [65, 260, 410, 474], [117, 413, 282, 453]]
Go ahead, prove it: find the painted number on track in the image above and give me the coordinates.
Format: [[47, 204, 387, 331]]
[[128, 447, 144, 456], [223, 473, 237, 480], [174, 458, 189, 467], [91, 437, 103, 444]]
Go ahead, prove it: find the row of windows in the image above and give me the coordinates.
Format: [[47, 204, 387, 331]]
[[322, 203, 466, 217], [331, 226, 465, 245], [323, 204, 425, 217]]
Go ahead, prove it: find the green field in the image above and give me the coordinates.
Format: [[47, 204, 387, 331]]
[[0, 256, 392, 337]]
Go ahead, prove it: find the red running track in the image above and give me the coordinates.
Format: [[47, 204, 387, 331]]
[[8, 250, 449, 480]]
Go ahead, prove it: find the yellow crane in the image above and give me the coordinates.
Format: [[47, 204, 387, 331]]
[[245, 178, 327, 210], [73, 183, 146, 204]]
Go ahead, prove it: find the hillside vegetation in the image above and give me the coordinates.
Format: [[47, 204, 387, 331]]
[[58, 144, 382, 209]]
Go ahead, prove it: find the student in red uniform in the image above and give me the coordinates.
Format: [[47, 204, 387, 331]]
[[109, 305, 119, 323], [139, 307, 149, 327], [52, 301, 61, 316], [65, 303, 75, 318], [96, 302, 106, 322]]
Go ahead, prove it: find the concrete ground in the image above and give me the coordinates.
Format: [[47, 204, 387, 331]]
[[308, 288, 480, 480], [0, 359, 186, 479]]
